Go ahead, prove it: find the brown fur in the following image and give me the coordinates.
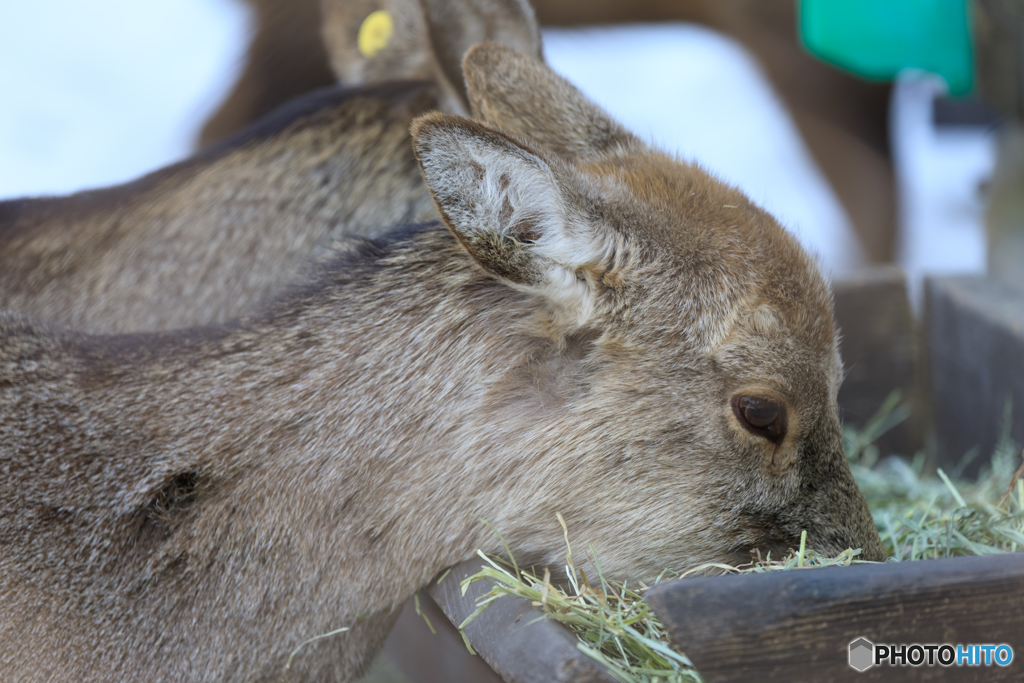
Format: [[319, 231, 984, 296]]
[[0, 81, 440, 333], [0, 44, 883, 682], [2, 0, 542, 336]]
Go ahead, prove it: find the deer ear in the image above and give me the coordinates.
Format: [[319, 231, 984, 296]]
[[321, 0, 430, 86], [412, 113, 614, 328], [419, 0, 542, 113], [322, 0, 541, 115], [462, 42, 637, 159]]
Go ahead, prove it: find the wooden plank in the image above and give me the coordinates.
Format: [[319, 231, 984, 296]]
[[925, 275, 1024, 477], [372, 593, 504, 683], [427, 560, 617, 683], [832, 266, 922, 457], [645, 553, 1024, 682], [974, 0, 1024, 121]]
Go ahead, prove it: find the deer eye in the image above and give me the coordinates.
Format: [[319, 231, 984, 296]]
[[732, 395, 787, 444]]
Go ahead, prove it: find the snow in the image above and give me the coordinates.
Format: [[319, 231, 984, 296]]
[[890, 71, 995, 308], [0, 0, 250, 199], [543, 24, 864, 276]]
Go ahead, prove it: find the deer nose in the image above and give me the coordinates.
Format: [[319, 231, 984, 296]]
[[801, 429, 886, 562]]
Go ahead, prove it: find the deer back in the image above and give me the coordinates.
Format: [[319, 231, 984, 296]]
[[2, 0, 543, 335], [0, 81, 439, 333]]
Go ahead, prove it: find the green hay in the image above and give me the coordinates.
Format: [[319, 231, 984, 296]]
[[459, 548, 700, 683], [460, 394, 1024, 683], [848, 398, 1024, 559], [457, 541, 875, 683], [283, 626, 351, 681]]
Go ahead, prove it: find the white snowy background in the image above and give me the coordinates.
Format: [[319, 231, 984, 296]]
[[0, 0, 250, 199], [0, 0, 995, 291]]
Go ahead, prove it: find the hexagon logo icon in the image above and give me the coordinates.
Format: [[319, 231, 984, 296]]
[[849, 637, 874, 672]]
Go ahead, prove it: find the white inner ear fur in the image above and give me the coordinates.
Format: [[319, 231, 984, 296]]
[[435, 131, 619, 332]]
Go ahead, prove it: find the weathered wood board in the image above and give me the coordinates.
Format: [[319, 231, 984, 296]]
[[645, 553, 1024, 682], [427, 560, 617, 683], [833, 266, 921, 456], [374, 592, 504, 683], [926, 275, 1024, 477]]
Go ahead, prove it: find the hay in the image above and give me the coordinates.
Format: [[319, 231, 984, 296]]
[[460, 394, 1024, 683], [848, 397, 1024, 559], [459, 518, 701, 683], [457, 537, 874, 683]]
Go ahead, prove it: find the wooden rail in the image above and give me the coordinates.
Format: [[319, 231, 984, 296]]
[[926, 275, 1024, 477], [645, 553, 1024, 682]]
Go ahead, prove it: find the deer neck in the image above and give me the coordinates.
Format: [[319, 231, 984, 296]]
[[1, 224, 573, 679], [126, 226, 541, 633]]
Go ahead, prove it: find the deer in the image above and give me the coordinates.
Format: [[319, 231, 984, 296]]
[[0, 0, 540, 335], [203, 0, 894, 262], [199, 0, 540, 146], [0, 81, 438, 333], [321, 0, 540, 114], [0, 44, 885, 682]]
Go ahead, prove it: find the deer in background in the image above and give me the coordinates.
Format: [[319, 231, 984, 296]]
[[321, 0, 540, 113], [0, 82, 437, 333], [0, 0, 540, 334], [0, 44, 884, 682], [201, 0, 895, 262]]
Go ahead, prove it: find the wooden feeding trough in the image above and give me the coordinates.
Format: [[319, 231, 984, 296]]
[[643, 552, 1024, 682], [368, 270, 1024, 683], [419, 552, 1024, 683], [927, 276, 1024, 478]]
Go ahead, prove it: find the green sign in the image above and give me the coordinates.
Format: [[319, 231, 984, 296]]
[[800, 0, 974, 96]]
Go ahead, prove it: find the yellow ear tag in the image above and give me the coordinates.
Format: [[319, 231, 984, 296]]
[[358, 10, 394, 58]]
